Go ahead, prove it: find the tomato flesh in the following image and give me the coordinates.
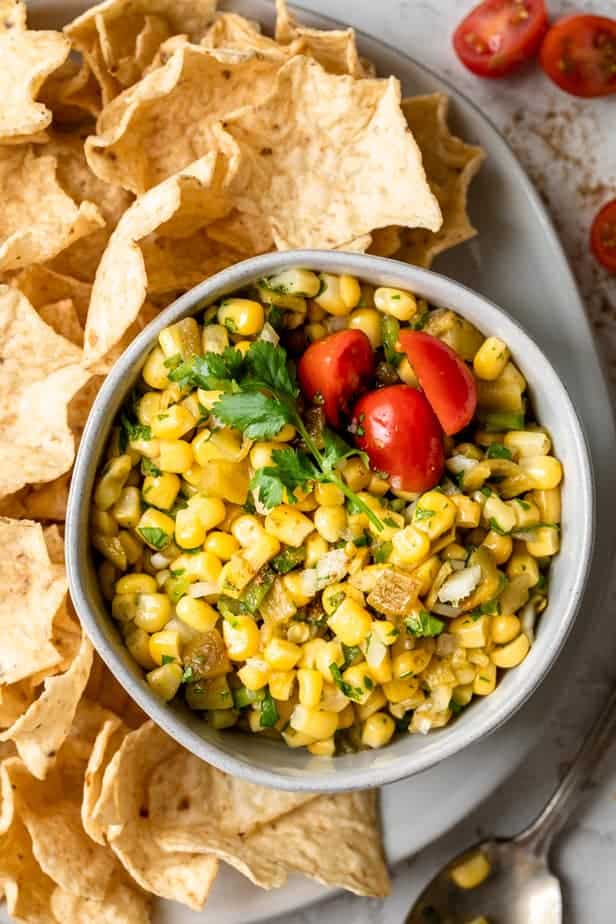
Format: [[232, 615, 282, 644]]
[[298, 329, 374, 427], [591, 199, 616, 273], [453, 0, 548, 77], [540, 15, 616, 98], [353, 386, 444, 493], [398, 331, 477, 436]]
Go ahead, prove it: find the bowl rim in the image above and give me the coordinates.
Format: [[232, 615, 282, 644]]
[[67, 250, 595, 791]]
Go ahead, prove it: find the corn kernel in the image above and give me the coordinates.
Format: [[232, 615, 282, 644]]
[[518, 456, 562, 490], [362, 712, 395, 748], [126, 626, 157, 669], [372, 620, 399, 646], [118, 530, 142, 565], [136, 508, 175, 550], [174, 507, 206, 549], [491, 632, 530, 668], [450, 614, 490, 648], [176, 597, 219, 632], [218, 298, 264, 336], [157, 439, 194, 474], [137, 392, 163, 426], [451, 494, 481, 528], [532, 487, 561, 524], [505, 430, 551, 458], [142, 346, 170, 390], [151, 404, 196, 440], [264, 505, 314, 547], [179, 550, 223, 584], [290, 705, 338, 739], [304, 533, 329, 568], [134, 593, 172, 632], [340, 457, 371, 491], [308, 737, 336, 756], [348, 307, 381, 347], [223, 614, 261, 660], [507, 552, 540, 585], [397, 356, 418, 386], [473, 337, 510, 381], [237, 659, 270, 690], [111, 486, 141, 528], [146, 662, 183, 701], [94, 455, 133, 511], [268, 670, 296, 701], [202, 323, 229, 354], [314, 483, 345, 507], [481, 530, 513, 566], [383, 677, 421, 704], [204, 531, 239, 561], [391, 525, 430, 565], [357, 688, 387, 721], [298, 668, 323, 707], [186, 675, 233, 710], [142, 472, 180, 511], [450, 851, 491, 889], [341, 662, 374, 705], [115, 573, 157, 595], [374, 286, 417, 321], [243, 533, 281, 572], [91, 509, 118, 536], [483, 494, 516, 534], [491, 614, 521, 645], [264, 638, 302, 671], [473, 662, 497, 695], [111, 593, 137, 623], [149, 629, 181, 665], [328, 597, 372, 646], [413, 491, 457, 540], [314, 273, 351, 316], [526, 527, 560, 557], [314, 505, 347, 543]]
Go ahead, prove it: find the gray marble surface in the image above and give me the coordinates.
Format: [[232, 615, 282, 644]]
[[278, 2, 616, 923]]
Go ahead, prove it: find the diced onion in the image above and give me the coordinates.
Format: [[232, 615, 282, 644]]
[[436, 633, 458, 657], [439, 477, 459, 496], [437, 565, 482, 605], [414, 714, 432, 735], [446, 454, 478, 475], [188, 581, 219, 598], [155, 569, 170, 588], [450, 559, 467, 571], [520, 601, 537, 644], [366, 633, 387, 669], [258, 322, 280, 346], [151, 552, 172, 569], [325, 315, 348, 332], [431, 685, 453, 712], [512, 528, 540, 542], [315, 550, 349, 589]]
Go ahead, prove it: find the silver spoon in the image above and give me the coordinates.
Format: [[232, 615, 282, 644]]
[[406, 683, 616, 924]]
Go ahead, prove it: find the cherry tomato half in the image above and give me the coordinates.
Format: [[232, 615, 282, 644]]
[[353, 386, 444, 493], [540, 15, 616, 98], [298, 329, 374, 427], [398, 331, 477, 436], [453, 0, 548, 78], [591, 199, 616, 273]]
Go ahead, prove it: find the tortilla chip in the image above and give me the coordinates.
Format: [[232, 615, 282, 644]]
[[209, 56, 442, 252], [81, 715, 129, 844], [396, 94, 485, 267], [0, 680, 36, 730], [0, 146, 104, 273], [39, 57, 102, 123], [0, 287, 89, 497], [141, 231, 242, 294], [275, 0, 368, 78], [83, 149, 232, 365], [43, 524, 65, 564], [165, 789, 390, 898], [368, 225, 403, 257], [203, 11, 298, 57], [0, 0, 27, 32], [14, 264, 92, 325], [0, 632, 93, 780], [37, 298, 84, 345], [51, 874, 152, 924], [65, 0, 218, 104], [0, 518, 66, 685], [84, 722, 219, 909], [85, 44, 284, 194], [85, 655, 147, 730], [0, 472, 71, 522], [0, 15, 70, 143]]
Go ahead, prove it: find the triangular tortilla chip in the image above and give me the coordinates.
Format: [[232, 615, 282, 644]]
[[0, 473, 71, 523], [396, 94, 485, 267], [275, 0, 369, 78], [0, 287, 89, 497], [85, 44, 285, 194], [14, 264, 92, 325], [37, 298, 83, 346], [0, 8, 70, 143], [0, 518, 66, 685], [0, 146, 104, 273], [208, 56, 441, 252]]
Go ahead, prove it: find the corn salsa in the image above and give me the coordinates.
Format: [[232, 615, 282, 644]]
[[90, 268, 563, 756]]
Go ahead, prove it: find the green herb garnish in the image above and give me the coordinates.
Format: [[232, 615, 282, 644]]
[[373, 540, 393, 563], [137, 526, 170, 550], [486, 443, 512, 460], [259, 692, 279, 728], [404, 610, 444, 638], [381, 315, 404, 367]]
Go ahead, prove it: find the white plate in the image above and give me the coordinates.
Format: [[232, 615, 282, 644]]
[[25, 2, 616, 922]]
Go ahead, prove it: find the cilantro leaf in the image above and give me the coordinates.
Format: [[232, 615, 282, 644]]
[[321, 429, 368, 473], [272, 547, 306, 574], [250, 469, 286, 509], [259, 692, 279, 728], [161, 654, 175, 665], [381, 315, 404, 367], [213, 391, 293, 439], [243, 340, 298, 398], [141, 457, 161, 477], [486, 443, 512, 460], [137, 526, 171, 550], [121, 415, 151, 443], [373, 541, 393, 563], [168, 349, 244, 391], [329, 663, 364, 701], [250, 449, 318, 508], [414, 505, 435, 521], [488, 516, 510, 536], [404, 610, 444, 638]]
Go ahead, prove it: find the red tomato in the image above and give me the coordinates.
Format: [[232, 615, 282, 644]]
[[591, 199, 616, 273], [353, 386, 444, 493], [398, 331, 477, 436], [453, 0, 548, 77], [540, 15, 616, 98], [298, 330, 374, 427]]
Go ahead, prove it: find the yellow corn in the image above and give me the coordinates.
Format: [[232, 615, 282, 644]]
[[314, 640, 345, 681], [218, 298, 264, 336], [223, 614, 261, 660], [118, 531, 142, 565], [491, 632, 530, 668], [518, 456, 563, 490], [94, 455, 132, 511], [305, 322, 326, 342], [383, 677, 421, 704], [397, 357, 419, 386], [111, 594, 137, 623], [357, 689, 388, 722], [362, 712, 395, 748], [314, 273, 351, 316], [149, 629, 181, 665], [268, 670, 296, 701], [374, 286, 417, 321], [264, 638, 302, 671], [202, 323, 229, 354], [341, 663, 374, 705], [150, 404, 196, 441], [137, 392, 163, 426], [174, 507, 206, 549], [328, 597, 372, 646], [176, 597, 219, 632], [91, 509, 118, 536], [481, 530, 513, 565], [231, 514, 264, 547], [372, 620, 399, 646], [340, 457, 371, 491], [532, 487, 561, 523], [204, 531, 239, 561], [450, 614, 490, 648], [451, 494, 481, 528], [134, 593, 172, 632], [264, 505, 314, 547], [507, 552, 540, 585], [505, 430, 551, 458], [391, 525, 430, 565], [157, 439, 194, 474], [313, 505, 347, 542], [304, 533, 329, 568], [314, 483, 345, 507], [290, 705, 338, 739], [308, 737, 336, 757], [392, 648, 432, 679], [483, 494, 516, 534], [473, 337, 510, 380], [281, 571, 315, 607], [348, 307, 382, 347], [177, 550, 223, 584], [115, 573, 157, 595], [186, 675, 233, 711], [142, 472, 180, 510], [450, 851, 491, 889], [146, 662, 183, 701], [142, 346, 170, 390], [491, 614, 521, 645], [158, 317, 201, 359], [237, 659, 270, 690], [98, 561, 117, 601], [125, 626, 157, 669], [526, 527, 560, 557], [298, 669, 323, 707], [511, 497, 541, 528], [413, 491, 457, 540], [473, 662, 497, 695], [92, 534, 127, 570], [137, 508, 175, 549]]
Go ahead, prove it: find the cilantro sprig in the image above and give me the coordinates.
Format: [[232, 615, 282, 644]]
[[196, 341, 384, 531]]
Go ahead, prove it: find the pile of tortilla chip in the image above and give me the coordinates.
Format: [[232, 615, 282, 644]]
[[0, 0, 485, 918]]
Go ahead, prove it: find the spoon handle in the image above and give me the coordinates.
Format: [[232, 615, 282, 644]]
[[514, 681, 616, 858]]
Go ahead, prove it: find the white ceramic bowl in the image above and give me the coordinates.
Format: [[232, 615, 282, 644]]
[[66, 250, 594, 791]]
